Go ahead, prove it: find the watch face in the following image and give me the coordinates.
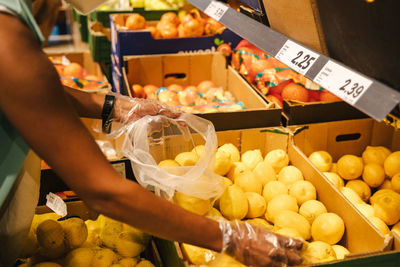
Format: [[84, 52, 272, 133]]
[[64, 0, 106, 14]]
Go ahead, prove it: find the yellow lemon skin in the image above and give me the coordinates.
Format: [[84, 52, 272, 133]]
[[332, 245, 350, 260], [262, 181, 288, 204], [323, 172, 344, 188], [288, 180, 317, 206], [299, 200, 327, 225], [218, 143, 240, 162], [301, 241, 337, 264], [278, 166, 304, 186], [245, 192, 267, 218], [345, 179, 371, 202], [173, 192, 211, 216], [362, 163, 385, 188], [274, 210, 311, 240], [241, 149, 263, 170], [337, 155, 363, 180], [384, 151, 400, 178], [219, 184, 248, 220], [266, 194, 298, 223], [308, 151, 333, 172], [311, 213, 345, 245], [264, 149, 289, 173]]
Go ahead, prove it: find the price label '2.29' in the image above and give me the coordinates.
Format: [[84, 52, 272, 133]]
[[315, 61, 372, 105], [275, 40, 320, 75], [204, 1, 228, 21]]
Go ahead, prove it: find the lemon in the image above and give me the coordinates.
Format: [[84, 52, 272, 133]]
[[275, 227, 302, 240], [173, 192, 211, 216], [278, 166, 304, 186], [391, 221, 400, 236], [92, 248, 119, 267], [337, 155, 364, 180], [355, 203, 375, 218], [274, 210, 311, 240], [36, 220, 66, 259], [241, 149, 263, 170], [308, 151, 333, 172], [299, 200, 327, 224], [119, 258, 139, 267], [175, 151, 199, 166], [245, 192, 267, 218], [362, 146, 391, 165], [391, 173, 400, 193], [340, 187, 364, 204], [219, 184, 248, 220], [219, 143, 240, 162], [264, 149, 289, 173], [215, 254, 246, 267], [65, 247, 94, 267], [214, 149, 233, 176], [205, 207, 225, 221], [332, 245, 350, 260], [289, 180, 317, 206], [158, 159, 180, 167], [32, 263, 62, 267], [245, 218, 273, 230], [379, 179, 393, 190], [234, 170, 262, 194], [266, 194, 298, 223], [262, 180, 288, 203], [362, 163, 385, 188], [252, 161, 276, 186], [61, 217, 88, 249], [384, 151, 400, 178], [302, 241, 336, 264], [181, 243, 217, 265], [345, 180, 371, 202], [311, 213, 345, 245], [323, 172, 344, 188], [192, 145, 205, 157], [136, 260, 155, 267], [227, 162, 249, 181], [367, 216, 391, 235], [370, 189, 400, 225], [99, 216, 123, 249], [115, 231, 145, 258]]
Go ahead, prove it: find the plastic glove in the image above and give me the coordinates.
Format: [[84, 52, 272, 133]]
[[113, 94, 181, 124], [219, 220, 303, 267]]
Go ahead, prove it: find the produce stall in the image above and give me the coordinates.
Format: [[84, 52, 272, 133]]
[[4, 0, 400, 266]]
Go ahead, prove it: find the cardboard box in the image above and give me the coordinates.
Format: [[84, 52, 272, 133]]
[[292, 118, 400, 251], [123, 53, 282, 130], [35, 201, 163, 267], [46, 51, 111, 93], [110, 13, 242, 93], [150, 126, 395, 266]]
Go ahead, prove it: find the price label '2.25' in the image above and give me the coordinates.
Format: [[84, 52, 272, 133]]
[[275, 40, 320, 75], [315, 61, 372, 105], [204, 1, 228, 21]]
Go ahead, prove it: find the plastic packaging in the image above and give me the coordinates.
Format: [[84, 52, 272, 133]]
[[120, 113, 225, 201], [216, 220, 303, 267]]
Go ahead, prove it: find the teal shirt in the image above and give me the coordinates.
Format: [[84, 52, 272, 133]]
[[0, 0, 43, 209]]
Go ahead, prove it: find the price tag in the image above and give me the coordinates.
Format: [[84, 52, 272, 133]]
[[275, 40, 320, 75], [46, 192, 67, 217], [314, 61, 373, 105], [204, 1, 228, 21]]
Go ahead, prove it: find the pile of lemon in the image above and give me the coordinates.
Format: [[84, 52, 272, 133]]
[[160, 144, 349, 265], [309, 147, 400, 237]]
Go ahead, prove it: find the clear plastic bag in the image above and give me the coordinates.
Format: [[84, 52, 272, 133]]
[[121, 113, 226, 201]]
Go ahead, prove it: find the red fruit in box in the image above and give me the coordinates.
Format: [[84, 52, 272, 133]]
[[204, 18, 224, 35], [158, 89, 179, 106], [308, 90, 321, 102], [281, 82, 309, 102], [266, 94, 283, 108], [197, 80, 216, 93], [235, 40, 267, 58], [131, 84, 145, 98], [168, 84, 184, 92], [64, 63, 83, 79], [178, 90, 199, 106], [143, 84, 158, 99], [126, 14, 146, 30], [160, 12, 180, 26], [320, 89, 342, 102], [269, 79, 292, 95], [248, 59, 274, 83], [217, 43, 232, 56], [157, 21, 178, 38]]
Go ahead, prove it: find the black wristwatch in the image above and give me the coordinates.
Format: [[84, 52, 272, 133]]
[[101, 94, 116, 134]]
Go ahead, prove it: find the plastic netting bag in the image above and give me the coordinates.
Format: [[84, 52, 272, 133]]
[[120, 113, 226, 201]]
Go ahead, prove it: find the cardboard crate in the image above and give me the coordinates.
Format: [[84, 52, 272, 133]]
[[110, 13, 242, 93], [123, 53, 282, 130], [150, 126, 394, 266], [34, 201, 163, 267], [46, 51, 111, 93], [292, 118, 400, 251], [88, 29, 111, 63]]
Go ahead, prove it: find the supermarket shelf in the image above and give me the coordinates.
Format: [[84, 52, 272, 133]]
[[187, 0, 400, 122]]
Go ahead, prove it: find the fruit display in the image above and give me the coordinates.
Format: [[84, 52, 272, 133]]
[[49, 56, 109, 91], [129, 81, 245, 114], [117, 10, 225, 38], [96, 0, 186, 11], [17, 212, 154, 267], [159, 143, 350, 265], [230, 40, 342, 107], [308, 147, 400, 236]]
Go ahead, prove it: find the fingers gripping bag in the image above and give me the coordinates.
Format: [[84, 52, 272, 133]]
[[120, 113, 226, 206]]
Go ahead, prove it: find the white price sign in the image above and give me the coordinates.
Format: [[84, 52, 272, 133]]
[[46, 192, 67, 217], [315, 61, 373, 105], [204, 1, 228, 21], [275, 40, 320, 75]]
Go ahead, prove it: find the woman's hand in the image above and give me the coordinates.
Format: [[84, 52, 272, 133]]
[[219, 220, 303, 267]]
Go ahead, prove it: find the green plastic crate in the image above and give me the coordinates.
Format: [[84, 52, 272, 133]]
[[88, 30, 111, 63], [89, 8, 177, 28], [73, 10, 89, 43]]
